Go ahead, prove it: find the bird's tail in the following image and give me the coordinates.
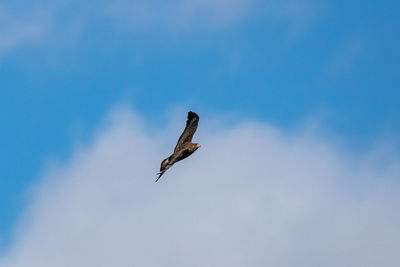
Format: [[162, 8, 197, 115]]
[[155, 171, 165, 182], [156, 158, 173, 182]]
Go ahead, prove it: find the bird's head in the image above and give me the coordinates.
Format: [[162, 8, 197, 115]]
[[193, 143, 201, 151]]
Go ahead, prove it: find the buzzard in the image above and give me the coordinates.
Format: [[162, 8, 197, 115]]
[[156, 111, 200, 182]]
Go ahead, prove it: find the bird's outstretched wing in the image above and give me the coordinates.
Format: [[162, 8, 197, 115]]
[[174, 111, 199, 152]]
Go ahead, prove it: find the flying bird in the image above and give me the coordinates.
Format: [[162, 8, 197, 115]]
[[156, 111, 200, 182]]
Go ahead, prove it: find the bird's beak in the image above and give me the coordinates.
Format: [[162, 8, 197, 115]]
[[196, 144, 201, 148]]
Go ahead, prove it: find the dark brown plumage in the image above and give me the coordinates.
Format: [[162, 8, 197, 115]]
[[156, 111, 200, 182]]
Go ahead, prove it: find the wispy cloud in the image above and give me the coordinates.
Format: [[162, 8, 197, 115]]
[[102, 0, 320, 36], [1, 0, 320, 57], [273, 0, 321, 41], [327, 37, 364, 75], [1, 107, 399, 267], [0, 4, 50, 57], [103, 0, 253, 32]]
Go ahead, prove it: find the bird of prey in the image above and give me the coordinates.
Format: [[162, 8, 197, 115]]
[[156, 111, 200, 182]]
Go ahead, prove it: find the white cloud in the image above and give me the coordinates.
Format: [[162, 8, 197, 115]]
[[2, 107, 399, 267]]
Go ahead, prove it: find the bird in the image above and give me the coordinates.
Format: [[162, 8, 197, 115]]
[[156, 111, 201, 182]]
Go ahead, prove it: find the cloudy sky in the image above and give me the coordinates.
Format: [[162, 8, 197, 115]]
[[1, 0, 400, 266]]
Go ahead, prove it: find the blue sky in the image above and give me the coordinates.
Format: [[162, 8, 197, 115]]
[[1, 0, 399, 255]]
